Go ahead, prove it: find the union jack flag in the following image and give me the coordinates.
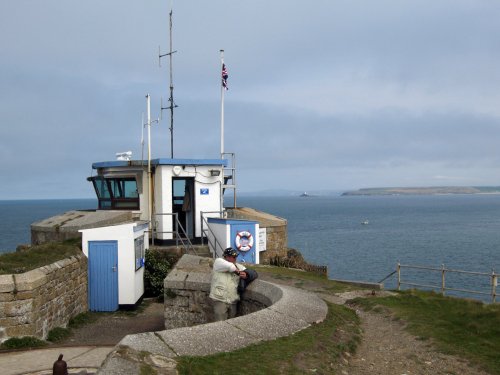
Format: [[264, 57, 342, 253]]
[[222, 63, 229, 90]]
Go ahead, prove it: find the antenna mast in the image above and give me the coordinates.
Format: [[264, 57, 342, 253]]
[[159, 7, 177, 158]]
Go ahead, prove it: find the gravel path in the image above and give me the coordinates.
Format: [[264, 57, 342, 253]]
[[52, 300, 165, 347]]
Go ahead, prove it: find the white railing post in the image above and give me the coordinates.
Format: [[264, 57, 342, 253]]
[[441, 264, 446, 296], [200, 212, 205, 246], [397, 262, 401, 291], [174, 213, 179, 247], [492, 270, 497, 303]]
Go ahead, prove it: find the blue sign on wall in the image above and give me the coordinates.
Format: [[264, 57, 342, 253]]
[[200, 188, 209, 195]]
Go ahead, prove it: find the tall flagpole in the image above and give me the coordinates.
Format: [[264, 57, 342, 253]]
[[146, 94, 153, 231], [220, 49, 225, 158]]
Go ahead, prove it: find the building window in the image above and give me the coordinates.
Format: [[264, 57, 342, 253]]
[[89, 177, 139, 210], [135, 236, 145, 271]]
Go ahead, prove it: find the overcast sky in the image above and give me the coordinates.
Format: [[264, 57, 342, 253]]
[[1, 0, 500, 199]]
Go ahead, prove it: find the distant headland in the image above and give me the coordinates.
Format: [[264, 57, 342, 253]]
[[342, 186, 500, 196]]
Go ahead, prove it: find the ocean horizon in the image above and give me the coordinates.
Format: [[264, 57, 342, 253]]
[[1, 195, 499, 301]]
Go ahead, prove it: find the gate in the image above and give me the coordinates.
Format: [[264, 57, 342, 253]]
[[88, 240, 119, 311]]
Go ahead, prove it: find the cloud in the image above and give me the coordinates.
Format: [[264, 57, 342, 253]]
[[1, 0, 500, 198]]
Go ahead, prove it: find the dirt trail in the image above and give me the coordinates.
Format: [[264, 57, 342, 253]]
[[345, 308, 489, 375], [259, 274, 491, 375]]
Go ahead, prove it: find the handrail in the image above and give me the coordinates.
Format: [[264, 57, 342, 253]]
[[200, 211, 226, 259], [378, 270, 397, 284], [200, 210, 225, 245], [396, 262, 497, 303], [175, 216, 197, 256], [152, 212, 197, 255]]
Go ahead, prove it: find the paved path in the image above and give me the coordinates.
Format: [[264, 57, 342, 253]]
[[0, 346, 113, 375]]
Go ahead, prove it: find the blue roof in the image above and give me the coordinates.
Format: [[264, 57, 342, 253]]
[[93, 158, 228, 169], [207, 218, 258, 225]]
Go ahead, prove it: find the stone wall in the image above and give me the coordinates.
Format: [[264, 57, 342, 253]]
[[163, 256, 213, 328], [226, 207, 288, 262], [163, 254, 268, 329], [0, 254, 88, 341]]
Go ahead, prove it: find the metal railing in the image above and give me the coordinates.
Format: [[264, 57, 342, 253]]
[[152, 212, 197, 255], [396, 262, 497, 303], [200, 211, 226, 258]]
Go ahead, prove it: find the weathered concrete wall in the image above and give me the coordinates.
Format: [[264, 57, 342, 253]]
[[163, 254, 268, 329], [0, 254, 88, 340], [31, 210, 136, 245], [226, 207, 288, 263]]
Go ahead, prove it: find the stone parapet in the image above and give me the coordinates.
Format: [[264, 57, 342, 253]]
[[30, 210, 136, 245], [163, 255, 213, 328], [98, 255, 328, 374], [0, 254, 88, 341]]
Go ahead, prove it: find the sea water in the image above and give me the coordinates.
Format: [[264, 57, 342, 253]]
[[0, 199, 97, 253], [1, 195, 499, 299], [235, 194, 500, 298]]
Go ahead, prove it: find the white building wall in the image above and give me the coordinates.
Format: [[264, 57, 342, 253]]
[[80, 222, 147, 305], [195, 178, 222, 237], [154, 165, 223, 240], [155, 166, 174, 240], [206, 221, 231, 257], [139, 170, 150, 221], [254, 223, 261, 264]]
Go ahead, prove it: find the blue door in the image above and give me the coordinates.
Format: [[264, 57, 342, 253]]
[[88, 241, 118, 311], [231, 223, 256, 263]]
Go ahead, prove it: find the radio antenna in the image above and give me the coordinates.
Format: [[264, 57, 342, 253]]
[[159, 7, 178, 158]]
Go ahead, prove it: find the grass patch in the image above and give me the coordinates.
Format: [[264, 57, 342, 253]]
[[0, 239, 82, 275], [47, 327, 71, 343], [67, 300, 153, 330], [68, 303, 149, 330], [350, 289, 500, 374], [0, 336, 47, 349], [176, 302, 360, 374], [253, 265, 358, 293], [69, 312, 99, 328], [140, 364, 158, 375]]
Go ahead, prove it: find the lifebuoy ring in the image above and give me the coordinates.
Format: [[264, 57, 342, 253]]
[[235, 230, 254, 252]]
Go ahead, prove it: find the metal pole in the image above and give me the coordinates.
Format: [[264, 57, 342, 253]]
[[175, 213, 179, 247], [146, 94, 153, 232], [159, 7, 178, 158], [492, 270, 497, 303], [200, 212, 204, 246], [233, 154, 237, 208], [441, 264, 446, 296], [169, 9, 174, 158], [220, 49, 225, 157], [397, 262, 401, 291]]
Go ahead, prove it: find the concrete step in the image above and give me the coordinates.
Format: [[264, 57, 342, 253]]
[[149, 244, 212, 258]]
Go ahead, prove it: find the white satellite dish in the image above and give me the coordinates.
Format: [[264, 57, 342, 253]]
[[116, 151, 132, 161]]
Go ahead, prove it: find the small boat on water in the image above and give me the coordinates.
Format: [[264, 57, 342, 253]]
[[361, 220, 369, 225], [300, 192, 310, 197]]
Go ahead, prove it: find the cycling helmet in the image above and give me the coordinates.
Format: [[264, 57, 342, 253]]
[[223, 247, 238, 258]]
